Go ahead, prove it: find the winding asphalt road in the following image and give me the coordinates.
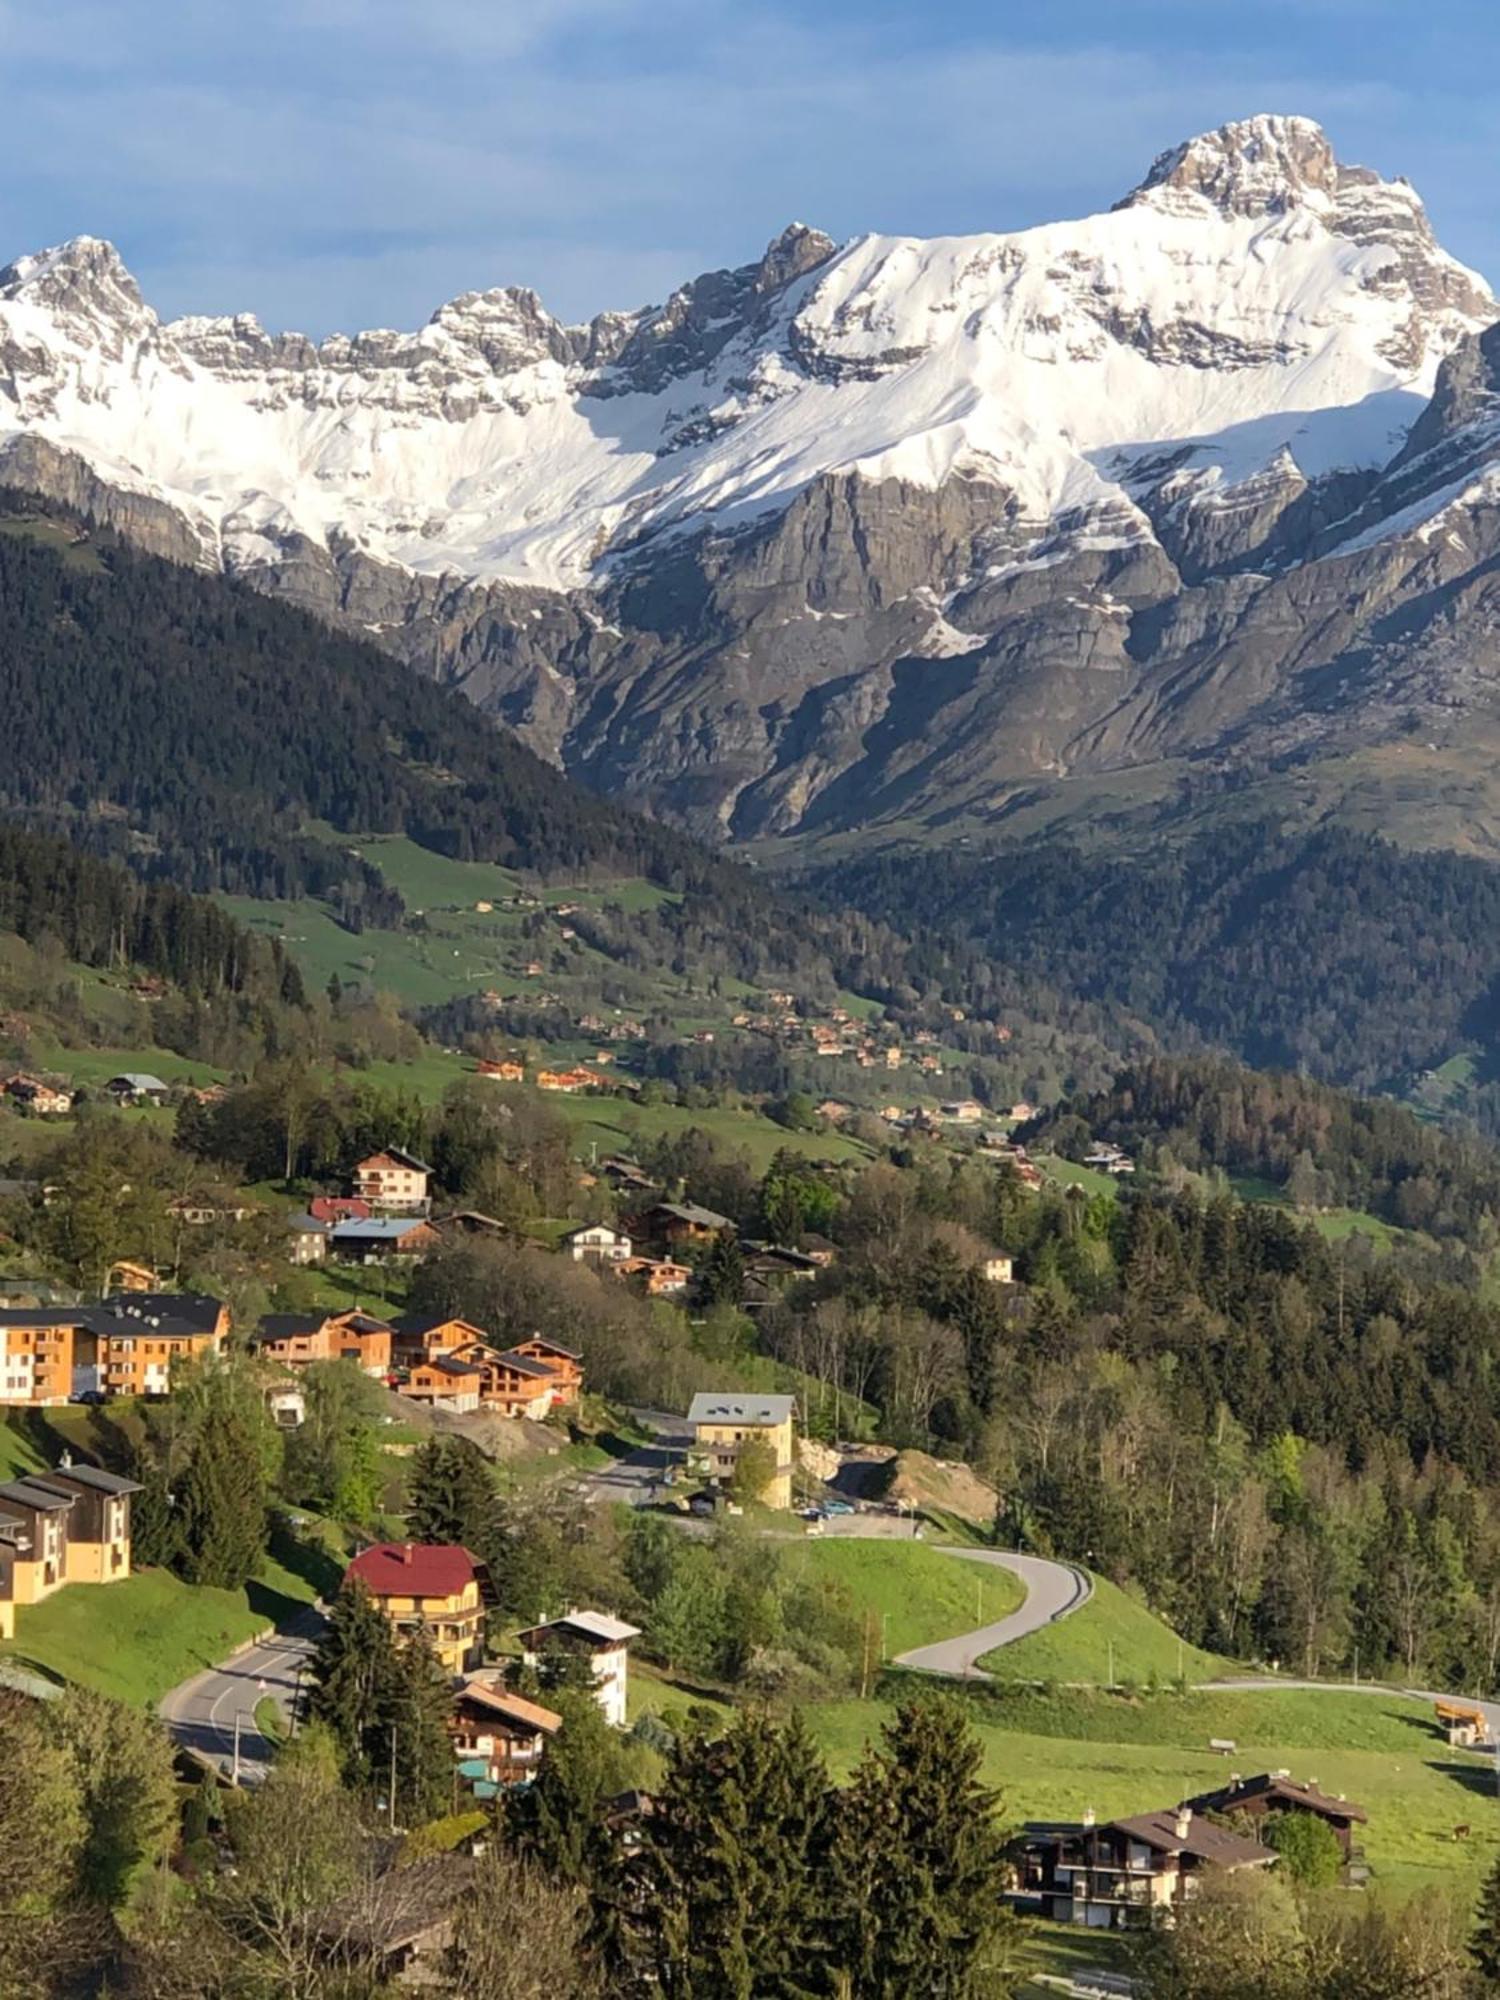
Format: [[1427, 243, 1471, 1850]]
[[893, 1548, 1092, 1677], [157, 1608, 324, 1784]]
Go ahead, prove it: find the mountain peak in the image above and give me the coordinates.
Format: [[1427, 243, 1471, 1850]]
[[754, 223, 837, 295], [0, 234, 148, 328], [1121, 113, 1344, 218]]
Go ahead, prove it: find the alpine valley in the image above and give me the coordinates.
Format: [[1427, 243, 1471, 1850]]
[[10, 112, 1500, 852]]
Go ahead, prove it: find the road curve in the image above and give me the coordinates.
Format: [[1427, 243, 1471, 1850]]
[[158, 1607, 324, 1785], [894, 1548, 1091, 1678]]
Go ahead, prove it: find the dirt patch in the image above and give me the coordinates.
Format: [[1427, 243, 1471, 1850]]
[[876, 1449, 997, 1527]]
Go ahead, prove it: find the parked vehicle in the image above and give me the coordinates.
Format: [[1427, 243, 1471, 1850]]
[[823, 1498, 855, 1516]]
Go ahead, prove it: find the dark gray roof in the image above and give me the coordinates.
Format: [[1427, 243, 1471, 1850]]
[[495, 1350, 558, 1380], [0, 1478, 75, 1513], [42, 1464, 144, 1499], [1188, 1772, 1368, 1825]]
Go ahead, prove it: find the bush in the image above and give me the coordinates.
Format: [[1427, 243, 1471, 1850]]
[[1261, 1809, 1343, 1888]]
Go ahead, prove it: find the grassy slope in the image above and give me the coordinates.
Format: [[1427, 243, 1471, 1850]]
[[0, 1556, 318, 1706], [778, 1541, 1025, 1658], [979, 1573, 1228, 1685]]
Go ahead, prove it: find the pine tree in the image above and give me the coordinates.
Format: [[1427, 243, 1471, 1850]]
[[829, 1695, 1020, 2000], [383, 1625, 459, 1827], [306, 1579, 400, 1791], [619, 1710, 832, 2000], [510, 1684, 630, 1887], [406, 1435, 495, 1548], [177, 1394, 267, 1590]]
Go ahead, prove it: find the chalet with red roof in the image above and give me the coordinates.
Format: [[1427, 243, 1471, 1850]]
[[344, 1541, 495, 1676]]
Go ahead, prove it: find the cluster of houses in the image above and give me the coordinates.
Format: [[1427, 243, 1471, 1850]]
[[249, 1308, 583, 1424], [341, 1536, 640, 1798], [1012, 1772, 1368, 1927]]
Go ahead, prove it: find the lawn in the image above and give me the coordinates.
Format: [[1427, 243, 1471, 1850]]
[[806, 1683, 1500, 1901], [979, 1573, 1228, 1685], [27, 1041, 232, 1090], [0, 1555, 320, 1707], [548, 1092, 870, 1171], [777, 1541, 1025, 1660], [1031, 1155, 1121, 1198]]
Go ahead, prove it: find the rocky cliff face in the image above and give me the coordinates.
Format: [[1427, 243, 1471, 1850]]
[[4, 114, 1500, 842]]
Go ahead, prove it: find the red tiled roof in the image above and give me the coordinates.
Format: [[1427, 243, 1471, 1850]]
[[346, 1542, 480, 1599]]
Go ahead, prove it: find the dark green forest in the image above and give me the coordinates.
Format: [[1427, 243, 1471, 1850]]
[[1025, 1055, 1500, 1242], [816, 822, 1500, 1111], [0, 494, 715, 902]]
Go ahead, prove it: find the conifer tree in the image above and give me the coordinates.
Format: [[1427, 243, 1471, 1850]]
[[384, 1624, 459, 1827], [406, 1435, 495, 1549], [510, 1684, 630, 1887], [611, 1710, 832, 2000], [177, 1392, 268, 1590], [829, 1695, 1020, 1999], [306, 1579, 400, 1791]]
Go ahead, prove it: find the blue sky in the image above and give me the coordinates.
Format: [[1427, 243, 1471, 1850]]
[[3, 0, 1500, 333]]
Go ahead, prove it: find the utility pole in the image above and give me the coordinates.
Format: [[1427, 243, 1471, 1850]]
[[388, 1721, 398, 1829], [232, 1710, 242, 1786], [1107, 1639, 1115, 1690]]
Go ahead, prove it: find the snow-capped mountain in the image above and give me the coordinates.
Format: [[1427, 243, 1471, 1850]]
[[6, 112, 1500, 842]]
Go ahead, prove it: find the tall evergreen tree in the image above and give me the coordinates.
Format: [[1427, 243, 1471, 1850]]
[[511, 1685, 631, 1888], [306, 1579, 400, 1792], [406, 1435, 495, 1548], [829, 1695, 1020, 2000], [1473, 1847, 1500, 1985], [384, 1625, 459, 1827], [177, 1390, 268, 1590], [613, 1709, 832, 2000]]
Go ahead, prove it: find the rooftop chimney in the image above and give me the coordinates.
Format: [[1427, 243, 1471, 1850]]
[[1174, 1807, 1192, 1841], [1082, 1806, 1096, 1828]]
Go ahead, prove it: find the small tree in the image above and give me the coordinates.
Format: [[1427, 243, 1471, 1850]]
[[1261, 1808, 1343, 1889], [728, 1434, 777, 1507]]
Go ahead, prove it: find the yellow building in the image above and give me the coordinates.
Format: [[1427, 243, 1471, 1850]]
[[687, 1393, 797, 1510], [344, 1541, 495, 1676]]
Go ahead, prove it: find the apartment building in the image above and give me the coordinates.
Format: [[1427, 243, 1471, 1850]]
[[0, 1292, 227, 1406]]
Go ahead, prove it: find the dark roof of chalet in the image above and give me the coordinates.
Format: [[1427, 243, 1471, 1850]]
[[494, 1349, 560, 1380], [1188, 1772, 1368, 1825], [430, 1209, 512, 1233], [0, 1477, 75, 1514], [641, 1200, 733, 1230], [313, 1852, 476, 1954], [253, 1312, 326, 1343], [425, 1354, 483, 1379], [741, 1243, 822, 1271], [1109, 1810, 1275, 1867], [0, 1304, 88, 1328], [0, 1293, 222, 1339], [511, 1333, 582, 1362], [100, 1292, 224, 1334], [29, 1464, 143, 1500], [338, 1312, 394, 1334], [284, 1211, 332, 1235]]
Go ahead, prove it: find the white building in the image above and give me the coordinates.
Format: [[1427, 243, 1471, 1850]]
[[516, 1610, 641, 1728], [560, 1223, 633, 1266]]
